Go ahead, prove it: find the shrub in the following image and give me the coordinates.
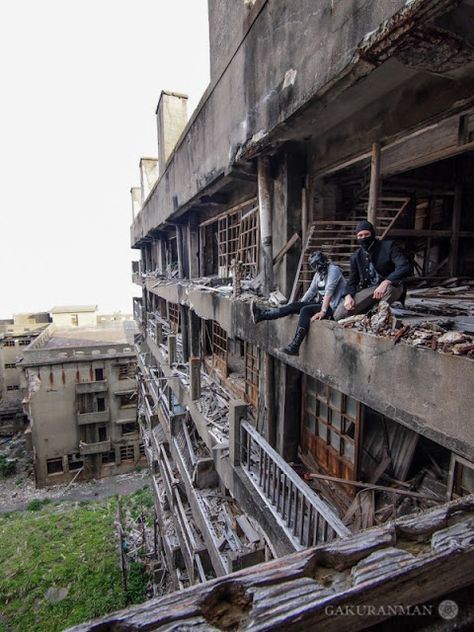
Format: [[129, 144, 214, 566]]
[[0, 455, 16, 477]]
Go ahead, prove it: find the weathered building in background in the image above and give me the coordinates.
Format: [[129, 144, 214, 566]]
[[82, 0, 474, 628], [20, 306, 142, 487], [0, 312, 50, 435]]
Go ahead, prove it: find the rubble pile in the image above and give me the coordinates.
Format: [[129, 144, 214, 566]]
[[195, 373, 231, 443], [339, 302, 474, 357]]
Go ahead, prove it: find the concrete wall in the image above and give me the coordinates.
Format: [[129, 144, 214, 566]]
[[132, 0, 452, 245], [27, 355, 141, 487], [52, 311, 97, 328]]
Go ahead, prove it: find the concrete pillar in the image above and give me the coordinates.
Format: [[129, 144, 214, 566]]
[[264, 353, 276, 448], [189, 357, 201, 401], [187, 213, 200, 279], [157, 236, 167, 275], [270, 146, 304, 298], [189, 311, 201, 358], [276, 363, 301, 462], [258, 155, 274, 296], [368, 142, 381, 228], [179, 306, 189, 362], [153, 321, 163, 346], [449, 182, 462, 276], [176, 225, 184, 279], [168, 335, 176, 365], [229, 400, 248, 467]]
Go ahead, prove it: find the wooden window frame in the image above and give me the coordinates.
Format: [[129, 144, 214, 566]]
[[244, 342, 260, 411], [301, 375, 362, 496]]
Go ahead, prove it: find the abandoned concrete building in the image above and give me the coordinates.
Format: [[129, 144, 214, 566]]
[[19, 306, 142, 487], [0, 312, 50, 436], [76, 0, 474, 629]]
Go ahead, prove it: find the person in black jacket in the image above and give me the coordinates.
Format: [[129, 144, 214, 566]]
[[333, 220, 411, 321]]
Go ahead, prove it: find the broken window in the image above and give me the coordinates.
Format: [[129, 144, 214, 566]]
[[139, 443, 145, 457], [4, 363, 16, 369], [70, 314, 78, 326], [97, 397, 106, 412], [6, 385, 20, 391], [301, 376, 361, 496], [46, 457, 64, 475], [244, 342, 260, 411], [18, 339, 31, 346], [238, 207, 259, 279], [199, 199, 259, 279], [3, 340, 15, 347], [168, 302, 180, 334], [67, 454, 83, 471], [120, 445, 135, 461], [448, 454, 474, 498], [217, 208, 241, 275], [98, 425, 108, 442], [118, 362, 136, 380], [94, 367, 104, 381], [101, 450, 116, 465], [121, 422, 137, 435], [118, 391, 137, 407], [205, 320, 228, 378]]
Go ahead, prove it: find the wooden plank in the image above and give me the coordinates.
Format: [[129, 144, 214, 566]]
[[273, 232, 300, 266]]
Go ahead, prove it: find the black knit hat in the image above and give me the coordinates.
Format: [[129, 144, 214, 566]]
[[355, 220, 375, 236]]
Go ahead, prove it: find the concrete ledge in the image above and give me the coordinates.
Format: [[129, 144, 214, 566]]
[[148, 279, 474, 460]]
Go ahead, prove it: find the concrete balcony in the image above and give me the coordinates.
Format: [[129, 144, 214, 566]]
[[76, 410, 110, 425], [145, 278, 474, 462], [79, 439, 111, 455], [132, 272, 143, 287], [75, 380, 108, 394]]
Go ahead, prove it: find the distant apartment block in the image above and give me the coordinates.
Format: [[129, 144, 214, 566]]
[[20, 306, 143, 487]]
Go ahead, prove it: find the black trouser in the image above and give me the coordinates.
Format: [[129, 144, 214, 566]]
[[269, 301, 333, 330]]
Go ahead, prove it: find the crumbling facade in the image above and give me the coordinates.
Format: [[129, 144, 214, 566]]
[[0, 312, 50, 435], [123, 0, 473, 625], [20, 306, 143, 487]]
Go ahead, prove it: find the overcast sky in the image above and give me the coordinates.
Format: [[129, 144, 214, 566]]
[[0, 0, 210, 318]]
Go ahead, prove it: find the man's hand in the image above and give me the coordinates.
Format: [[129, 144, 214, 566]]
[[311, 311, 326, 322], [373, 279, 392, 299], [344, 295, 355, 312]]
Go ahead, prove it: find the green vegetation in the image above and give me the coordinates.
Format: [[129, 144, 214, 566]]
[[127, 562, 148, 603], [0, 498, 127, 632], [27, 498, 51, 511], [0, 455, 16, 478], [123, 485, 154, 524]]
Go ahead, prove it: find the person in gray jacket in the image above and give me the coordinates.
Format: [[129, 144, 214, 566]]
[[251, 251, 345, 355]]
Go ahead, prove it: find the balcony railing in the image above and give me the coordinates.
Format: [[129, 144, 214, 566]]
[[76, 410, 110, 425], [79, 439, 111, 455], [75, 380, 108, 394], [240, 421, 350, 549]]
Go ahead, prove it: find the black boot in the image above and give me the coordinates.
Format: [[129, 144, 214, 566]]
[[251, 299, 280, 324], [280, 327, 307, 356]]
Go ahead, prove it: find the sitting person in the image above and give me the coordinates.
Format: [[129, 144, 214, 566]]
[[333, 220, 411, 321], [251, 251, 345, 356]]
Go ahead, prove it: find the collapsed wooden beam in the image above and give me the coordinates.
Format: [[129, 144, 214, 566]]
[[67, 495, 474, 632]]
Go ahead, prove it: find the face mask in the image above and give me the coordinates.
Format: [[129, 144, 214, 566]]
[[357, 236, 375, 251]]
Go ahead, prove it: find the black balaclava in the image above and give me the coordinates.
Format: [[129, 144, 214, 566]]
[[355, 220, 376, 251]]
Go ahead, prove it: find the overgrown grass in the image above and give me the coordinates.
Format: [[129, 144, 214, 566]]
[[0, 499, 126, 632]]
